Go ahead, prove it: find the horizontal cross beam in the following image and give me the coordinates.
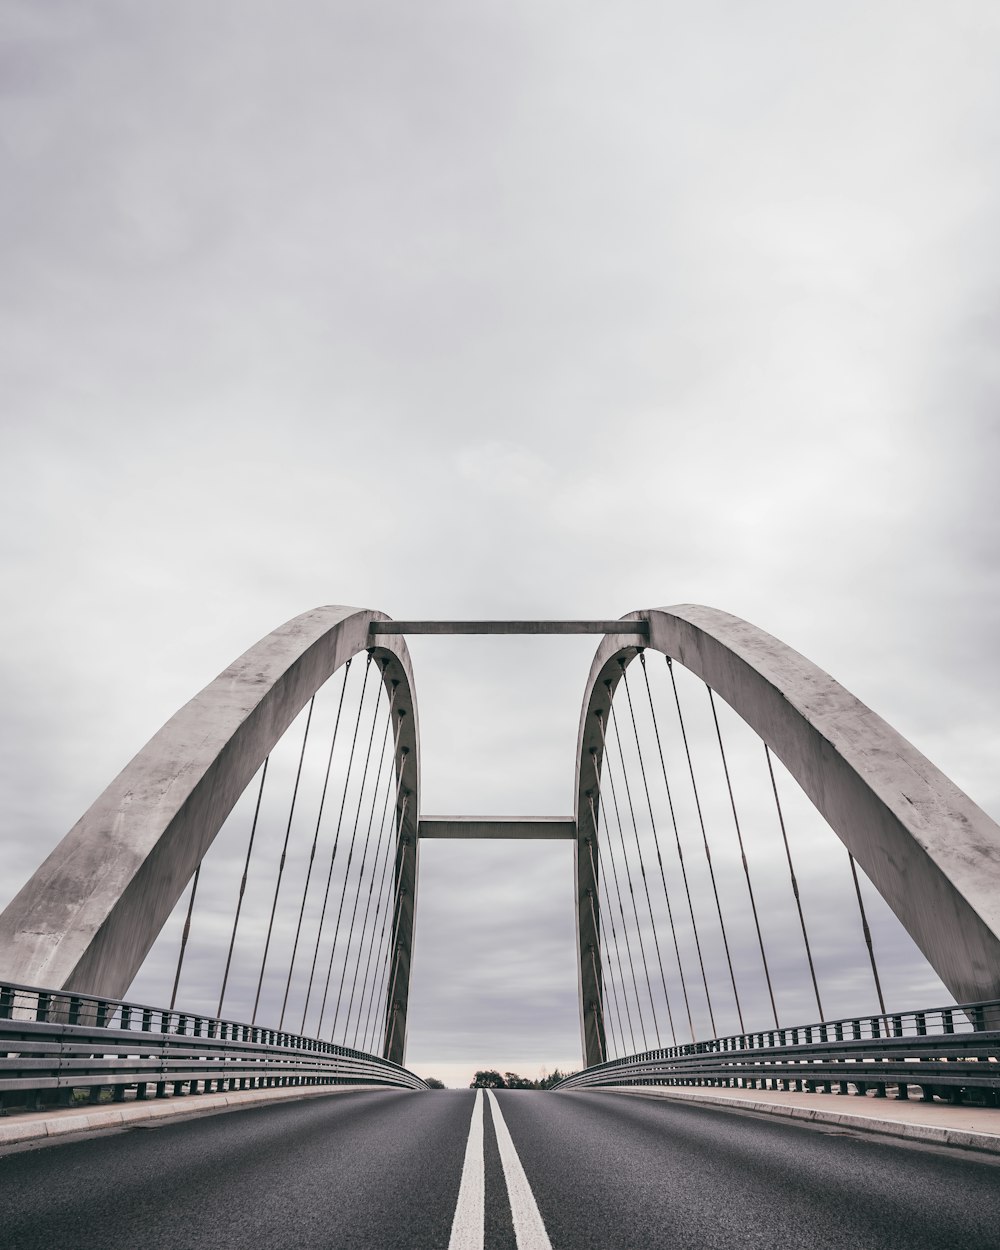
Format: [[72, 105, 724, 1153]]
[[419, 817, 577, 840], [369, 620, 649, 636]]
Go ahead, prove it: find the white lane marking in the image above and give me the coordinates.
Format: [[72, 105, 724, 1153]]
[[485, 1090, 553, 1250], [448, 1089, 485, 1250]]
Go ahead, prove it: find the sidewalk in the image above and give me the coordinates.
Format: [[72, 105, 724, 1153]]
[[0, 1083, 386, 1149], [597, 1083, 1000, 1155]]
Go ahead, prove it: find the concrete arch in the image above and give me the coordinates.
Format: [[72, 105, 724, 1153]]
[[575, 605, 1000, 1066], [0, 606, 420, 1064]]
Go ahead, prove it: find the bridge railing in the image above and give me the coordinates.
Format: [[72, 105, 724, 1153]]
[[0, 981, 426, 1112], [554, 1000, 1000, 1104]]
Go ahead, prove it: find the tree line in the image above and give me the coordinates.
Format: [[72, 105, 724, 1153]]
[[469, 1068, 576, 1089], [419, 1069, 578, 1089]]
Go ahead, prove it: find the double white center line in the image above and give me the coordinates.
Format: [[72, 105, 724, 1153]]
[[447, 1089, 553, 1250]]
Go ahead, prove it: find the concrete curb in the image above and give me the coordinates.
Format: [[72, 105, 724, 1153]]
[[590, 1085, 1000, 1156], [0, 1084, 390, 1148]]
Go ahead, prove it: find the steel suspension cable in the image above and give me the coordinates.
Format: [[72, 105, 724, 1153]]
[[383, 925, 407, 1058], [361, 790, 409, 1052], [764, 743, 824, 1020], [848, 851, 887, 1015], [299, 656, 373, 1033], [597, 708, 661, 1047], [583, 884, 612, 1051], [385, 1000, 401, 1060], [707, 686, 780, 1030], [608, 686, 678, 1045], [599, 943, 622, 1060], [666, 657, 745, 1033], [380, 805, 412, 1057], [639, 653, 716, 1035], [169, 864, 200, 1011], [331, 699, 397, 1041], [218, 756, 269, 1018], [591, 767, 647, 1050], [364, 947, 390, 1052], [586, 829, 631, 1054], [598, 899, 629, 1059], [252, 693, 317, 1025], [317, 669, 386, 1037], [350, 752, 399, 1048], [590, 790, 642, 1053], [587, 945, 606, 1063], [368, 794, 411, 1054], [355, 746, 409, 1048], [278, 662, 354, 1029], [364, 880, 399, 1053], [620, 663, 696, 1043]]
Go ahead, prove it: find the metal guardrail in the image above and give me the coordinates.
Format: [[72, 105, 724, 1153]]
[[0, 981, 427, 1111], [554, 1000, 1000, 1105]]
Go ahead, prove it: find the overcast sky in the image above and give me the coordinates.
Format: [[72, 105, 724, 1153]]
[[2, 1, 999, 1086]]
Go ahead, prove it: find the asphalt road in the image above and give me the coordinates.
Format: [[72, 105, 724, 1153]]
[[2, 1088, 999, 1249]]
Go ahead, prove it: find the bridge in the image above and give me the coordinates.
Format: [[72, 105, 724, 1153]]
[[2, 604, 999, 1250]]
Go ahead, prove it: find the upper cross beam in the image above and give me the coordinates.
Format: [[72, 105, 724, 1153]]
[[419, 817, 577, 840], [368, 620, 650, 637]]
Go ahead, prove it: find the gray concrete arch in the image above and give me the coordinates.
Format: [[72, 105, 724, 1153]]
[[0, 606, 420, 1064], [574, 605, 1000, 1067]]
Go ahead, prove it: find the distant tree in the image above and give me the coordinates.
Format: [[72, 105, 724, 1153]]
[[537, 1068, 577, 1089], [423, 1077, 445, 1089], [470, 1069, 507, 1088], [503, 1072, 537, 1089]]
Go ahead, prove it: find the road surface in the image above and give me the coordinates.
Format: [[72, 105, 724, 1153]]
[[2, 1088, 998, 1249]]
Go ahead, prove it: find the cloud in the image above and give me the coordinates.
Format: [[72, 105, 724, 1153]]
[[2, 1, 999, 1080], [455, 441, 553, 497]]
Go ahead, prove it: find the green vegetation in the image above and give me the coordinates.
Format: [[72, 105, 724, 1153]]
[[469, 1068, 577, 1089]]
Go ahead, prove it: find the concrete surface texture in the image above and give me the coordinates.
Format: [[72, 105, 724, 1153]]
[[0, 606, 419, 1049], [572, 604, 1000, 1068]]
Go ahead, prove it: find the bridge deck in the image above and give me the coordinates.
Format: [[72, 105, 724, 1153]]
[[4, 1088, 1000, 1250]]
